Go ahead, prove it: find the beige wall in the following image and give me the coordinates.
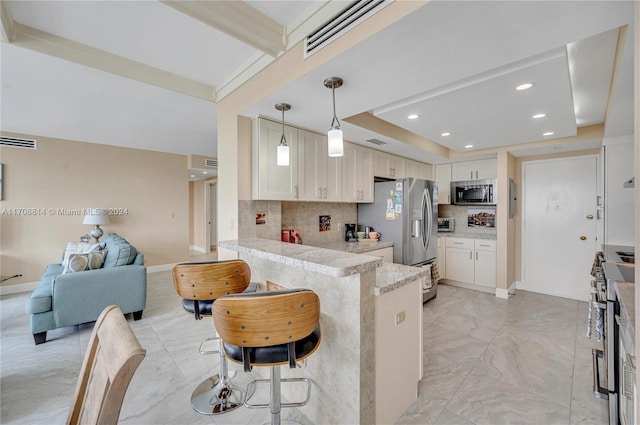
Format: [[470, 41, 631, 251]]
[[496, 151, 516, 292], [0, 132, 189, 286], [191, 179, 206, 250]]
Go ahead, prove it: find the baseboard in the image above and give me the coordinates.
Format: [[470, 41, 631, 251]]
[[0, 265, 179, 295], [189, 245, 207, 253], [439, 279, 494, 295], [1, 281, 39, 296], [146, 263, 178, 273], [495, 281, 518, 299]]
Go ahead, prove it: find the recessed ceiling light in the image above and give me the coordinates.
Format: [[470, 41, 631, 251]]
[[464, 144, 473, 149], [532, 113, 546, 119], [441, 132, 451, 137], [203, 171, 208, 174], [190, 175, 196, 178], [407, 114, 419, 120], [515, 83, 534, 91], [543, 131, 554, 136]]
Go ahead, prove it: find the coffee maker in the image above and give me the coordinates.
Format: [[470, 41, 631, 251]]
[[345, 223, 357, 242]]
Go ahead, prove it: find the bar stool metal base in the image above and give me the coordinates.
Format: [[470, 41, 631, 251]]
[[191, 374, 244, 415]]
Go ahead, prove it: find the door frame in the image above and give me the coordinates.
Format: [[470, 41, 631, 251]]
[[204, 179, 217, 253], [520, 154, 599, 299]]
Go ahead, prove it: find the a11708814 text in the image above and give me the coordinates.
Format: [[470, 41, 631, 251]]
[[1, 208, 129, 216]]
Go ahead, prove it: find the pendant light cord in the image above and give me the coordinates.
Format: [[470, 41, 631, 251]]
[[280, 108, 287, 146], [330, 84, 341, 130]]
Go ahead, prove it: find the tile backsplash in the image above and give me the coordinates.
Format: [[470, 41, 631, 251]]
[[438, 204, 497, 238], [281, 202, 357, 246], [238, 200, 357, 245]]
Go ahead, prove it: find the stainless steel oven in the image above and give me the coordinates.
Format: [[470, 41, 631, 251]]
[[588, 252, 618, 425]]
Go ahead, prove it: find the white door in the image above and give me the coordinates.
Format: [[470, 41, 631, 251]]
[[522, 156, 598, 301]]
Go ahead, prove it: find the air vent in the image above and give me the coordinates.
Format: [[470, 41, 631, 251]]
[[304, 0, 390, 58], [366, 138, 387, 146], [205, 159, 218, 167], [0, 136, 37, 150]]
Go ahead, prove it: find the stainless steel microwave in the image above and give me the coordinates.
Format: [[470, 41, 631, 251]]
[[451, 179, 497, 206]]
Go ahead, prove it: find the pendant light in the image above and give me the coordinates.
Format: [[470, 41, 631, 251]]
[[275, 103, 291, 166], [324, 77, 344, 157]]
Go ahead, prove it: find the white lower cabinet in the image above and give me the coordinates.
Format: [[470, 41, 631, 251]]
[[444, 237, 496, 289], [437, 237, 446, 279]]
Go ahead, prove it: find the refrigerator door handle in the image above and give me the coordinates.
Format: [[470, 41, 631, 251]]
[[424, 188, 433, 251]]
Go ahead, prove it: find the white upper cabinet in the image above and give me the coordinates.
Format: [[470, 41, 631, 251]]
[[405, 159, 433, 180], [252, 117, 298, 200], [451, 158, 497, 181], [297, 129, 341, 201], [435, 163, 452, 205], [374, 151, 405, 179], [342, 142, 373, 203]]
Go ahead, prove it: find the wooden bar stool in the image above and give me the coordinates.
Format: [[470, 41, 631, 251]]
[[172, 260, 257, 415], [212, 289, 321, 425]]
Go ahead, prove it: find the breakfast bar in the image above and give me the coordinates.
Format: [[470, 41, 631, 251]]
[[219, 238, 427, 425]]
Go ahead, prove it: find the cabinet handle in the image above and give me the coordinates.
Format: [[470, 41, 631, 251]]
[[295, 186, 298, 199], [479, 244, 490, 247], [318, 187, 323, 199], [470, 171, 473, 179], [475, 170, 478, 179], [470, 251, 473, 260], [476, 252, 478, 260], [454, 242, 464, 245]]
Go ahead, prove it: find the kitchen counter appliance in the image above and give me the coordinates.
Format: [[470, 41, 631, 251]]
[[451, 179, 496, 206], [357, 178, 438, 303], [437, 217, 455, 233]]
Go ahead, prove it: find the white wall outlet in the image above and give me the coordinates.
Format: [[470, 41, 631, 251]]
[[395, 311, 406, 325]]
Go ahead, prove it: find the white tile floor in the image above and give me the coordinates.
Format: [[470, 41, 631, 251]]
[[1, 272, 608, 425]]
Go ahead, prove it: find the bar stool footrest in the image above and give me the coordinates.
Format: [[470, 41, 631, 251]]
[[199, 336, 221, 355], [244, 377, 311, 409]]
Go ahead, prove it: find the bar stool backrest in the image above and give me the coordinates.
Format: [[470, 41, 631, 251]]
[[212, 289, 320, 348], [173, 260, 252, 303]]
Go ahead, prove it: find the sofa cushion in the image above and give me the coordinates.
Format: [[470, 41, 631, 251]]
[[66, 251, 107, 273], [102, 233, 138, 267]]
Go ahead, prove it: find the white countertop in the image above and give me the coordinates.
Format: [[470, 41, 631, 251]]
[[312, 240, 394, 255]]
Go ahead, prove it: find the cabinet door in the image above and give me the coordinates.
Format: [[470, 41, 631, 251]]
[[474, 249, 496, 287], [343, 143, 373, 202], [391, 156, 406, 178], [297, 129, 322, 201], [297, 129, 341, 201], [357, 146, 374, 202], [451, 161, 476, 181], [437, 238, 446, 279], [475, 158, 497, 180], [435, 164, 451, 204], [374, 151, 392, 178], [252, 118, 298, 200], [445, 247, 474, 283]]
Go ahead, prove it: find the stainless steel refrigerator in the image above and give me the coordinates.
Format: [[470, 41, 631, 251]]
[[357, 178, 438, 302]]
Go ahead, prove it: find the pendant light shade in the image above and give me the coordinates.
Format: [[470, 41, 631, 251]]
[[275, 103, 291, 167], [328, 129, 344, 157], [324, 77, 344, 158]]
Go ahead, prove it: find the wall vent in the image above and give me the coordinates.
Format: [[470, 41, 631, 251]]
[[304, 0, 390, 58], [205, 159, 218, 167], [366, 138, 387, 146], [0, 136, 37, 150]]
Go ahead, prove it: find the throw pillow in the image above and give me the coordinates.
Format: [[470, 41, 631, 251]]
[[61, 242, 106, 273], [64, 250, 107, 274]]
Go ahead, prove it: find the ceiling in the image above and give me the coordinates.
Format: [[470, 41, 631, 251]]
[[1, 1, 635, 179]]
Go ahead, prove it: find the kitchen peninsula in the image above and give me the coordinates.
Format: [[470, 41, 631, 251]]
[[219, 238, 427, 425]]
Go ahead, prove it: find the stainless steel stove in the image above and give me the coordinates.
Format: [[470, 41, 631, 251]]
[[587, 252, 618, 425]]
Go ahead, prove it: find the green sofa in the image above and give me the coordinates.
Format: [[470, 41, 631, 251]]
[[25, 233, 147, 345]]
